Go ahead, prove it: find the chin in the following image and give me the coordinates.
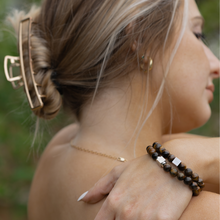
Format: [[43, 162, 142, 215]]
[[171, 106, 212, 134], [192, 109, 212, 130]]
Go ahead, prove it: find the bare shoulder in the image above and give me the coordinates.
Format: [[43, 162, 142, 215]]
[[28, 123, 80, 219], [180, 191, 220, 220], [28, 123, 113, 220], [46, 122, 79, 148]]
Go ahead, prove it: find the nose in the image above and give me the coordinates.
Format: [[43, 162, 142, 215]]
[[204, 45, 220, 79]]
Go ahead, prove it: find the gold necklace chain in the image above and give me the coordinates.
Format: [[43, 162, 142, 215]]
[[70, 140, 127, 162]]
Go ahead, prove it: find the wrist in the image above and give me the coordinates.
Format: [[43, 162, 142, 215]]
[[148, 142, 205, 196], [162, 139, 209, 183]]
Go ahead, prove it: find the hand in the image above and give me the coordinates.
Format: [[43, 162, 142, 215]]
[[79, 154, 192, 220]]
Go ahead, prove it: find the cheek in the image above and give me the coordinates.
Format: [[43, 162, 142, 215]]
[[162, 33, 211, 131], [167, 32, 209, 96]]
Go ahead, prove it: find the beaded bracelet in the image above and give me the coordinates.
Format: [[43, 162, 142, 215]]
[[146, 142, 205, 196]]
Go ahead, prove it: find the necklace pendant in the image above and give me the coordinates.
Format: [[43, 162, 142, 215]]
[[117, 157, 126, 162]]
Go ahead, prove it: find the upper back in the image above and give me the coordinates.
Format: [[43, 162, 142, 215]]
[[28, 123, 114, 220]]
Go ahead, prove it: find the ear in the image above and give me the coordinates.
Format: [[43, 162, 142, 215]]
[[126, 22, 149, 58], [131, 40, 150, 63], [125, 22, 139, 52], [131, 40, 138, 52]]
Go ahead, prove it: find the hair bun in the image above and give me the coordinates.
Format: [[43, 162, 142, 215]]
[[33, 69, 62, 120], [51, 71, 63, 95]]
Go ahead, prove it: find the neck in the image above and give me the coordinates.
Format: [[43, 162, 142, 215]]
[[73, 73, 165, 159]]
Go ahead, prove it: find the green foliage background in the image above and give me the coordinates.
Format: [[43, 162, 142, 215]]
[[0, 0, 219, 219]]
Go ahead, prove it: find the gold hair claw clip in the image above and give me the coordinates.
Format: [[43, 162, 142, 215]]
[[4, 17, 46, 111], [4, 56, 23, 89]]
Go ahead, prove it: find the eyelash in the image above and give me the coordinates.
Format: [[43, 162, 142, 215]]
[[194, 33, 206, 42]]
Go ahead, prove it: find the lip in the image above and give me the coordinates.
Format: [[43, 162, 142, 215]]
[[206, 84, 215, 93], [206, 84, 214, 103]]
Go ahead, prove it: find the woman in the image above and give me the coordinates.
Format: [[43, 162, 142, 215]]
[[4, 0, 219, 219]]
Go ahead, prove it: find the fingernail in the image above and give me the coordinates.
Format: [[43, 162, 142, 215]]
[[77, 191, 88, 202]]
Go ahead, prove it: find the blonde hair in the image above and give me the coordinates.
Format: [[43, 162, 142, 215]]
[[7, 0, 184, 121]]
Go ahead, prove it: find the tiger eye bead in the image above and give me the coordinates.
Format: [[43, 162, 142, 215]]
[[146, 145, 152, 152], [197, 178, 204, 185], [168, 154, 175, 162], [163, 164, 171, 172], [152, 142, 161, 149], [192, 173, 199, 182], [200, 183, 205, 189], [159, 147, 166, 154], [184, 168, 193, 177], [147, 147, 156, 156], [152, 142, 157, 148], [147, 146, 152, 154], [178, 162, 187, 171], [192, 186, 201, 196], [184, 177, 192, 185], [177, 172, 186, 181], [189, 182, 198, 190], [162, 150, 170, 158], [170, 168, 178, 177], [198, 181, 205, 189], [153, 142, 161, 153], [152, 152, 159, 160]]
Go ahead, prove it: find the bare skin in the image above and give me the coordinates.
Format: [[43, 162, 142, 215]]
[[28, 124, 219, 220], [28, 0, 220, 219]]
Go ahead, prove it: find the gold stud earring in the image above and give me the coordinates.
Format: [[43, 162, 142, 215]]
[[140, 55, 146, 72], [148, 57, 153, 71], [140, 55, 153, 72]]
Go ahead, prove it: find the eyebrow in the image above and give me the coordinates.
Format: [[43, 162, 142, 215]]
[[192, 16, 205, 28]]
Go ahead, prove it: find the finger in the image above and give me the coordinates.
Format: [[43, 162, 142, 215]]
[[94, 198, 116, 220], [79, 162, 129, 203]]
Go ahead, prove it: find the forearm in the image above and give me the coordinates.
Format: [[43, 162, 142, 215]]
[[163, 138, 219, 185], [180, 191, 220, 220], [202, 138, 219, 185], [162, 133, 208, 143]]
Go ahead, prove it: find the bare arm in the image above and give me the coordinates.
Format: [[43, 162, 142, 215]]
[[163, 138, 219, 185], [162, 133, 208, 143], [29, 134, 219, 220], [81, 137, 219, 220], [180, 191, 220, 220]]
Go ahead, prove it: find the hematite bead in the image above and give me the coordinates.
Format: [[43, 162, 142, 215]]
[[178, 162, 187, 171], [159, 147, 166, 154], [168, 154, 175, 162], [193, 186, 201, 196], [162, 150, 170, 158], [170, 168, 178, 177], [163, 164, 171, 172], [192, 173, 199, 182], [184, 168, 193, 177], [152, 152, 159, 160], [156, 156, 167, 167], [172, 157, 181, 166], [184, 177, 192, 185], [177, 172, 186, 181], [189, 182, 198, 190], [147, 147, 156, 156]]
